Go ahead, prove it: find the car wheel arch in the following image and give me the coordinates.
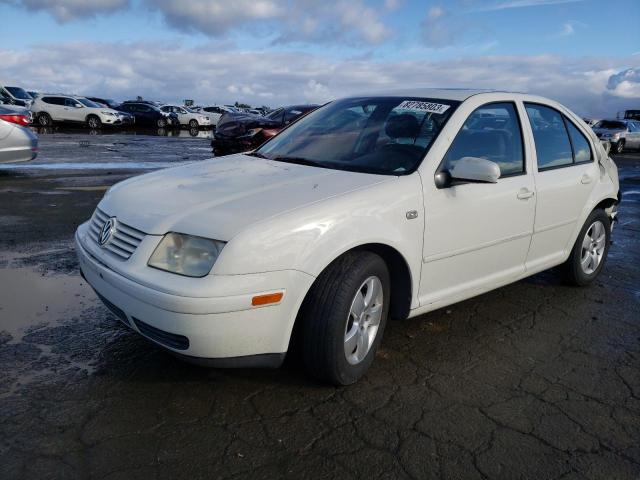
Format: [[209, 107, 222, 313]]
[[298, 242, 413, 322]]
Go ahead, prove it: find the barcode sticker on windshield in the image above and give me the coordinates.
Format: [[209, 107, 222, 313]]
[[396, 101, 450, 114]]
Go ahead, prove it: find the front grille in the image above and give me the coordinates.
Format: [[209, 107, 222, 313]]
[[132, 317, 190, 350], [88, 208, 145, 260]]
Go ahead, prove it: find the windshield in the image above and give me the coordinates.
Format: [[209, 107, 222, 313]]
[[6, 87, 32, 100], [266, 108, 284, 120], [78, 98, 102, 108], [594, 120, 626, 130], [255, 97, 459, 175]]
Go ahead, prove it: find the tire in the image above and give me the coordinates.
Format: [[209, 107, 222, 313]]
[[87, 115, 101, 129], [561, 209, 611, 286], [189, 119, 199, 129], [157, 118, 167, 128], [300, 251, 390, 385], [37, 113, 52, 126], [614, 140, 625, 154]]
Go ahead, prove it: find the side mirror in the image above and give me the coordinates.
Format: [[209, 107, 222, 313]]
[[75, 104, 84, 108], [450, 157, 500, 184], [434, 170, 452, 189]]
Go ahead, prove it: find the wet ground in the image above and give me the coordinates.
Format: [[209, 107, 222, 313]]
[[1, 131, 639, 480]]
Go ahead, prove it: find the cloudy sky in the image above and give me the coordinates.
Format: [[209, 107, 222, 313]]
[[0, 0, 638, 116]]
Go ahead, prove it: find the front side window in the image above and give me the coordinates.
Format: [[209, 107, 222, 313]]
[[64, 98, 81, 107], [256, 97, 459, 175], [441, 102, 524, 176], [525, 104, 573, 170]]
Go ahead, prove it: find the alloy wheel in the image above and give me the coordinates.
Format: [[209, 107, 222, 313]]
[[344, 276, 383, 365], [580, 220, 606, 275]]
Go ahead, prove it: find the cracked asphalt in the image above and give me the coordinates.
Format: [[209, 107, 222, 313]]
[[0, 131, 639, 480]]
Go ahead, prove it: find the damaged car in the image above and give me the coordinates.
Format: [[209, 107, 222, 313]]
[[76, 90, 619, 385], [212, 104, 318, 155]]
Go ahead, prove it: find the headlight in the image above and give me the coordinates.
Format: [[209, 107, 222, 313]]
[[612, 133, 620, 140], [101, 111, 116, 116], [242, 128, 263, 137], [148, 233, 225, 277]]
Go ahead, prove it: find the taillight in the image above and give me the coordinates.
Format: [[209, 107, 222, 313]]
[[0, 114, 30, 126]]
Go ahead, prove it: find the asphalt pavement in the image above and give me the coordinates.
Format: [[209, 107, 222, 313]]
[[1, 130, 639, 480]]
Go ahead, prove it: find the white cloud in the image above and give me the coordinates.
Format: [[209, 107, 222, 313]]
[[0, 0, 128, 22], [0, 42, 636, 117], [471, 0, 584, 12], [147, 0, 283, 36], [606, 68, 640, 98]]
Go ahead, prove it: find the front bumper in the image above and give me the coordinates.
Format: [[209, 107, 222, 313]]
[[75, 227, 314, 366]]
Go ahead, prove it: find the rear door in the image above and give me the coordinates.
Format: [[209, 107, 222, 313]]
[[420, 100, 536, 306], [523, 103, 599, 271]]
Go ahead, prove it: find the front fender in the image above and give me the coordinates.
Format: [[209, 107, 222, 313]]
[[212, 174, 424, 301]]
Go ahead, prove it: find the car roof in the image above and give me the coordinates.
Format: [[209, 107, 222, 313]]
[[350, 88, 500, 101]]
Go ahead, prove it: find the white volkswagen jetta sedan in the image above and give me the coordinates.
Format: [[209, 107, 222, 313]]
[[76, 89, 620, 385]]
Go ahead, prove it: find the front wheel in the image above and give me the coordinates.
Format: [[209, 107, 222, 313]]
[[614, 140, 625, 154], [189, 119, 199, 129], [157, 118, 167, 128], [87, 115, 101, 129], [300, 251, 390, 385], [562, 209, 611, 286]]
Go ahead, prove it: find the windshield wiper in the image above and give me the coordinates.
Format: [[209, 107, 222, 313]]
[[271, 156, 325, 168], [247, 151, 268, 158]]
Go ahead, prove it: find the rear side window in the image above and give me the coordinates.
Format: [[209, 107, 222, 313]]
[[526, 103, 593, 169], [442, 102, 525, 176], [42, 96, 64, 105], [565, 120, 592, 163], [525, 104, 572, 170]]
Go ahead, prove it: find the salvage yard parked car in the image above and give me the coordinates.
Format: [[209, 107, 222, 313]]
[[212, 104, 318, 155], [0, 109, 37, 163], [591, 119, 640, 153], [76, 89, 619, 385], [118, 101, 179, 128], [32, 95, 132, 128], [0, 85, 34, 108], [160, 105, 212, 128]]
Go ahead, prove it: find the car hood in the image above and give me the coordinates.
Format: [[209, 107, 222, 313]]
[[592, 128, 625, 135], [99, 154, 391, 240], [216, 113, 281, 137]]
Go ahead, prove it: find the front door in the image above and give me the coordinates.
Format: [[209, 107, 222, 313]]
[[419, 101, 536, 307]]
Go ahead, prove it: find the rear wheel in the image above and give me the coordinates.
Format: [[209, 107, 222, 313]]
[[37, 112, 52, 126], [157, 117, 167, 128], [86, 115, 101, 129], [562, 209, 610, 286], [189, 119, 199, 128], [300, 251, 390, 385]]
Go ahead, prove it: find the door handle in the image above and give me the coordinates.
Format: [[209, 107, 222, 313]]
[[581, 174, 592, 184], [517, 188, 535, 200]]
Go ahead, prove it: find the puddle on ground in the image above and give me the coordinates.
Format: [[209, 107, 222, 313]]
[[0, 161, 195, 171], [0, 253, 93, 342]]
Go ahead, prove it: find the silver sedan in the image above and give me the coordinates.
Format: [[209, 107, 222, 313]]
[[0, 111, 38, 163]]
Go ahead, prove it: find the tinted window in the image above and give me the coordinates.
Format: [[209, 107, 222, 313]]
[[525, 104, 573, 170], [138, 105, 151, 112], [64, 98, 81, 107], [78, 98, 101, 108], [565, 120, 592, 163], [442, 102, 524, 176], [6, 86, 31, 100], [284, 109, 303, 123]]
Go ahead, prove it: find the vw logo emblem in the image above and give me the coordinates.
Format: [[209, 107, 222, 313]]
[[99, 217, 117, 247]]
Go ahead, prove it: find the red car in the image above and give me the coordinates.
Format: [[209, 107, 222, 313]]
[[212, 105, 318, 155]]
